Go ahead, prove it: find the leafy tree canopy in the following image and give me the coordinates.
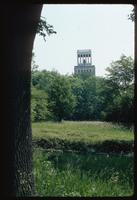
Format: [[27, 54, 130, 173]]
[[31, 54, 134, 126], [128, 7, 135, 22], [47, 74, 76, 122], [37, 16, 56, 41], [105, 54, 134, 91]]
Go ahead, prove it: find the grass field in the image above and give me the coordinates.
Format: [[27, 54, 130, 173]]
[[33, 148, 134, 197], [32, 121, 134, 153], [32, 121, 133, 142], [32, 121, 134, 197]]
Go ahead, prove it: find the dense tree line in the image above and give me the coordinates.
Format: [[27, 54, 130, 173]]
[[31, 54, 134, 126]]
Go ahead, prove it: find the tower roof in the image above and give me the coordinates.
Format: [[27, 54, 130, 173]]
[[77, 49, 91, 54]]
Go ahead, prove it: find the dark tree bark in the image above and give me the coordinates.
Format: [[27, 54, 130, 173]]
[[0, 4, 42, 196], [135, 5, 137, 198]]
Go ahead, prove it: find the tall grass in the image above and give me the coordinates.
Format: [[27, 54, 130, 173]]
[[32, 121, 134, 143], [32, 121, 133, 154], [33, 148, 134, 197]]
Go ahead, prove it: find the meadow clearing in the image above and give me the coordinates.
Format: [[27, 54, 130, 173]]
[[32, 121, 134, 197]]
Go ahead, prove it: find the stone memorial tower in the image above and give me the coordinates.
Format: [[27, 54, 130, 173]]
[[74, 49, 95, 75]]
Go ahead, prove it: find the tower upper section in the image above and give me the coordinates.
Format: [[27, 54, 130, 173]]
[[74, 49, 95, 76], [77, 49, 92, 66]]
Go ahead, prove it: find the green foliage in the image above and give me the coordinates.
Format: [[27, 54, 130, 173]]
[[128, 8, 135, 22], [103, 55, 134, 125], [47, 74, 76, 122], [31, 52, 39, 72], [31, 64, 60, 92], [37, 16, 56, 41], [74, 72, 94, 80], [31, 54, 134, 126], [71, 76, 96, 120], [31, 87, 52, 122], [94, 76, 108, 119], [33, 148, 133, 197], [105, 55, 134, 91]]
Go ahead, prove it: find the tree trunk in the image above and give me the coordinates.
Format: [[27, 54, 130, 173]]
[[135, 5, 137, 198], [1, 4, 42, 196]]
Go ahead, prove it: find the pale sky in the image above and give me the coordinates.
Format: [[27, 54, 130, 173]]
[[33, 4, 134, 77]]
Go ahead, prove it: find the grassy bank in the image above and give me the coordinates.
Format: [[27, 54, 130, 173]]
[[32, 121, 134, 153], [32, 121, 134, 197], [33, 148, 134, 197]]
